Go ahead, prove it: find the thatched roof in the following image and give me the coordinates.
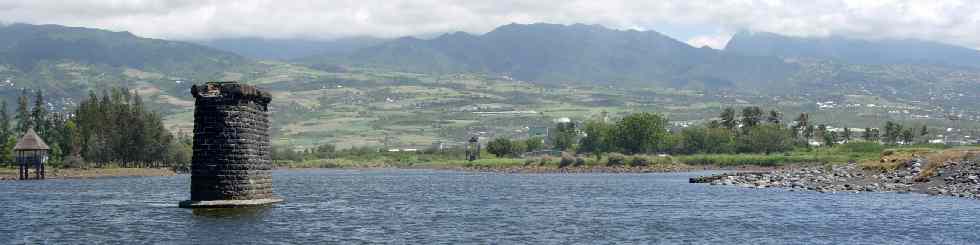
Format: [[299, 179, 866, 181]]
[[14, 128, 50, 151]]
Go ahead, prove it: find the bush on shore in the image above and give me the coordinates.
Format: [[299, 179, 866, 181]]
[[606, 153, 626, 166], [559, 152, 575, 168]]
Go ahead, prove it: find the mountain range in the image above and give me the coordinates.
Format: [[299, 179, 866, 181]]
[[726, 31, 980, 68], [304, 23, 797, 89], [196, 37, 388, 60], [1, 22, 978, 101]]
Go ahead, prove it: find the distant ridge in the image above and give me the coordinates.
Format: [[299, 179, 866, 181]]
[[308, 23, 795, 89], [725, 31, 980, 68], [197, 37, 388, 60]]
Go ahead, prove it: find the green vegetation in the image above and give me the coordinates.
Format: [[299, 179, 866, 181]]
[[0, 88, 189, 169], [272, 107, 961, 170]]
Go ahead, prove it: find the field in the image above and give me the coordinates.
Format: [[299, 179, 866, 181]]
[[138, 62, 980, 151]]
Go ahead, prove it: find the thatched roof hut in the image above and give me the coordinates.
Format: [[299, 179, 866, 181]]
[[15, 128, 49, 180], [14, 128, 49, 151]]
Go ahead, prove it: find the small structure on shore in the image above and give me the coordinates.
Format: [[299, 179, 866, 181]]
[[180, 82, 282, 208], [465, 136, 480, 161], [14, 128, 49, 180]]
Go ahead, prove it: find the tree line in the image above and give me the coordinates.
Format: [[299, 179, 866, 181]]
[[1, 88, 190, 168], [485, 107, 934, 158]]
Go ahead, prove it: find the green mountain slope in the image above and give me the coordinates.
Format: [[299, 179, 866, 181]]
[[312, 23, 798, 89], [0, 23, 260, 100]]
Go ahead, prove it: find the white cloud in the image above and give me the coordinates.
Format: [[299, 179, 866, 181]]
[[687, 33, 732, 49], [0, 0, 978, 49]]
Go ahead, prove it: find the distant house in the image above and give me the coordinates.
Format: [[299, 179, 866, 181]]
[[528, 126, 549, 138]]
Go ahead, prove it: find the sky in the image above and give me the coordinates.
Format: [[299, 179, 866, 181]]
[[1, 0, 979, 50]]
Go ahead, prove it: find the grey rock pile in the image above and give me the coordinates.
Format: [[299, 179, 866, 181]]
[[690, 157, 980, 196]]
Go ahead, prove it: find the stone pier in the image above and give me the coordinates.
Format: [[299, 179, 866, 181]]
[[179, 82, 282, 208]]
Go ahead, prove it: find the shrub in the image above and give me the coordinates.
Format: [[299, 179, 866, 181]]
[[559, 152, 575, 168], [539, 156, 553, 166], [630, 155, 650, 167], [486, 138, 514, 157], [62, 155, 87, 169], [524, 158, 537, 166], [574, 157, 587, 167], [881, 149, 895, 156], [607, 153, 626, 166]]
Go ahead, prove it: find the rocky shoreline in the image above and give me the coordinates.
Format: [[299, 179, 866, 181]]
[[442, 164, 792, 174], [691, 154, 980, 199]]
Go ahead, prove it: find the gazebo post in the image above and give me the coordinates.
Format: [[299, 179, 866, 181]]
[[35, 155, 42, 180], [13, 129, 50, 181], [18, 155, 24, 180]]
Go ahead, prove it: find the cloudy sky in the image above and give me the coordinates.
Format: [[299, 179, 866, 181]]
[[1, 0, 978, 49]]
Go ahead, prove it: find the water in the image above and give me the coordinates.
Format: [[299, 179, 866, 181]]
[[2, 169, 980, 244]]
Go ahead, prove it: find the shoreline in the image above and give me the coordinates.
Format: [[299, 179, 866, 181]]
[[691, 151, 980, 199], [0, 162, 829, 181], [1, 164, 783, 181], [410, 164, 796, 174], [0, 168, 177, 181], [279, 163, 806, 174]]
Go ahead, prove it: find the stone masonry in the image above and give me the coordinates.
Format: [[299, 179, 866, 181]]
[[182, 82, 280, 207]]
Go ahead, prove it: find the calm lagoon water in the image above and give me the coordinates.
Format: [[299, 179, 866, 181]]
[[2, 169, 980, 244]]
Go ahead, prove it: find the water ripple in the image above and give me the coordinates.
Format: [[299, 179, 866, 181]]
[[2, 170, 980, 244]]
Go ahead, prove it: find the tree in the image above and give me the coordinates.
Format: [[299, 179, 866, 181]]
[[676, 126, 735, 154], [737, 124, 794, 154], [706, 120, 722, 129], [0, 101, 10, 165], [486, 138, 514, 158], [794, 113, 810, 139], [312, 143, 336, 159], [69, 88, 180, 167], [883, 121, 903, 145], [525, 137, 543, 153], [613, 112, 669, 155], [720, 107, 737, 132], [842, 127, 852, 143], [865, 128, 881, 142], [31, 89, 48, 139], [901, 128, 915, 145], [551, 122, 577, 151], [822, 131, 838, 147], [920, 125, 928, 137], [767, 110, 782, 124], [804, 125, 815, 140], [578, 120, 612, 159], [0, 101, 9, 139], [510, 140, 527, 155], [0, 135, 14, 166], [14, 89, 30, 134], [740, 106, 764, 131]]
